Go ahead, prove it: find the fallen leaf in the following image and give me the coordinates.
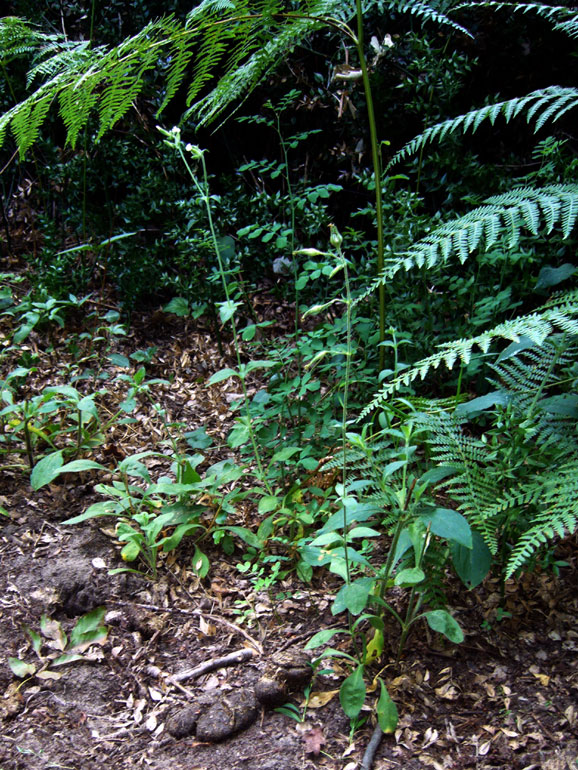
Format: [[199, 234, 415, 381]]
[[36, 669, 63, 680], [532, 672, 550, 687], [145, 713, 158, 732], [303, 726, 325, 756], [306, 690, 339, 708]]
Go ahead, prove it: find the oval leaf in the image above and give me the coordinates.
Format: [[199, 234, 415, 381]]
[[377, 679, 398, 733], [9, 658, 36, 678], [424, 609, 464, 643], [339, 665, 366, 718], [30, 451, 64, 490]]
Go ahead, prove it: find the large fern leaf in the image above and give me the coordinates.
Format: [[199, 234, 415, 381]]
[[357, 185, 578, 305], [388, 87, 578, 171], [360, 292, 578, 417]]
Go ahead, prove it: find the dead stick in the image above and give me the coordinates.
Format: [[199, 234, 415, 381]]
[[360, 724, 384, 770], [168, 648, 256, 684], [107, 600, 263, 654]]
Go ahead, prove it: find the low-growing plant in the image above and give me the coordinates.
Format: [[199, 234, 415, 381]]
[[8, 607, 109, 683], [37, 446, 258, 579]]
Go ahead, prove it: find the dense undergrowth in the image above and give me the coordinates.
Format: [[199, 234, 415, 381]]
[[1, 0, 578, 740]]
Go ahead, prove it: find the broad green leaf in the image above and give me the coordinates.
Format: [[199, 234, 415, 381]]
[[376, 679, 398, 733], [318, 501, 379, 534], [496, 335, 536, 363], [68, 629, 108, 653], [394, 567, 425, 586], [185, 426, 213, 449], [535, 263, 575, 290], [332, 577, 374, 616], [43, 385, 80, 400], [305, 628, 348, 649], [217, 299, 240, 323], [296, 560, 313, 582], [418, 466, 456, 485], [348, 526, 381, 539], [539, 394, 578, 417], [421, 508, 472, 549], [164, 296, 190, 316], [271, 446, 301, 463], [310, 531, 343, 547], [220, 525, 262, 548], [208, 367, 238, 385], [257, 515, 275, 540], [191, 545, 210, 578], [451, 530, 492, 589], [455, 390, 511, 418], [109, 353, 131, 368], [30, 450, 64, 490], [158, 522, 203, 552], [258, 495, 280, 514], [243, 359, 275, 374], [76, 396, 99, 417], [58, 459, 107, 474], [62, 500, 119, 525], [339, 665, 366, 718], [51, 653, 86, 666], [424, 610, 464, 643], [227, 422, 251, 448], [8, 658, 36, 678], [24, 625, 42, 655], [118, 456, 151, 481], [69, 607, 107, 649], [121, 541, 141, 562]]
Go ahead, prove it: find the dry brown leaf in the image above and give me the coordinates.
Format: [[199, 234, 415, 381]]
[[36, 669, 63, 680], [199, 616, 216, 637], [303, 726, 325, 756], [435, 683, 459, 700], [306, 690, 339, 708], [532, 671, 550, 687]]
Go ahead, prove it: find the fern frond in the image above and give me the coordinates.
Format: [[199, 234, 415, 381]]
[[504, 462, 578, 578], [380, 0, 473, 38], [454, 2, 578, 40], [418, 412, 500, 550], [0, 17, 54, 64], [358, 185, 578, 301], [188, 2, 331, 127], [388, 87, 578, 170], [26, 42, 99, 86], [360, 293, 578, 417], [0, 1, 346, 155]]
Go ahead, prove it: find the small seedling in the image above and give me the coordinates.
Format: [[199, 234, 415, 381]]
[[9, 607, 109, 684]]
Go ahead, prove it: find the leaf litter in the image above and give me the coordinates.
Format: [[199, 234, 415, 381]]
[[0, 296, 577, 770]]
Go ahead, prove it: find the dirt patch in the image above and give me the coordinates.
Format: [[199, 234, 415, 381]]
[[2, 485, 577, 770]]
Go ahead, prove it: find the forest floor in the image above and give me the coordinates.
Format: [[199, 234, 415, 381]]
[[1, 269, 577, 770]]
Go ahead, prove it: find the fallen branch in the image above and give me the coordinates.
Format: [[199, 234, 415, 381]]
[[168, 648, 256, 684]]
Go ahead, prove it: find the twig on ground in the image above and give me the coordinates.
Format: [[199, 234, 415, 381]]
[[168, 648, 256, 684], [107, 599, 263, 654], [360, 723, 384, 770]]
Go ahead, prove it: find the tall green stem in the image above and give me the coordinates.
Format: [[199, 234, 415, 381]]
[[177, 143, 272, 494], [354, 0, 385, 369]]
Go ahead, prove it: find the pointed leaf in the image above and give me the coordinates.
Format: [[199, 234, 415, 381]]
[[339, 665, 366, 718], [30, 451, 64, 490], [424, 610, 464, 643], [376, 679, 398, 733], [9, 658, 36, 678]]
